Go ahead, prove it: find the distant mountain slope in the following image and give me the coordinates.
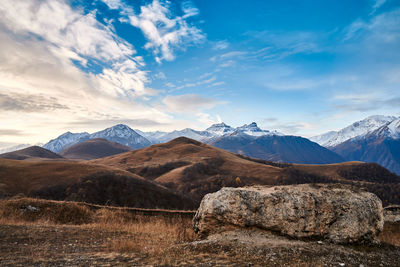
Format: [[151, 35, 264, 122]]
[[151, 128, 213, 143], [60, 138, 132, 160], [137, 122, 284, 144], [0, 146, 63, 160], [311, 115, 397, 147], [43, 132, 90, 153], [89, 124, 151, 149], [43, 124, 151, 152], [209, 133, 345, 164], [332, 137, 400, 174], [332, 118, 400, 174]]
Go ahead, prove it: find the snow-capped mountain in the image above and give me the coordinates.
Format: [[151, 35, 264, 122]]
[[43, 125, 151, 153], [136, 122, 280, 144], [88, 124, 151, 149], [154, 128, 213, 143], [43, 122, 282, 153], [43, 132, 89, 153], [310, 115, 397, 147], [319, 115, 400, 174], [205, 122, 235, 136], [369, 117, 400, 139], [236, 122, 284, 137], [134, 129, 167, 144]]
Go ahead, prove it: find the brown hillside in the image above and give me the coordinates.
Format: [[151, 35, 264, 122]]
[[0, 146, 63, 160], [0, 158, 138, 196], [60, 138, 132, 160], [93, 137, 284, 201], [93, 137, 400, 205], [0, 159, 195, 209]]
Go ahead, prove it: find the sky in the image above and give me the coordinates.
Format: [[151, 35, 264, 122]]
[[0, 0, 399, 146]]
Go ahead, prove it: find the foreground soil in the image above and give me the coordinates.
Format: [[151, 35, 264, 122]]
[[1, 223, 400, 266], [0, 198, 399, 266]]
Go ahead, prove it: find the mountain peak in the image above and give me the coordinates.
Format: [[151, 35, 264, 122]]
[[206, 122, 234, 135], [108, 124, 133, 130], [311, 114, 398, 147]]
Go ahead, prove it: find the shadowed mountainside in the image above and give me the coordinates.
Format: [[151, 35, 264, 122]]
[[60, 138, 132, 160], [332, 136, 400, 175], [209, 134, 345, 164]]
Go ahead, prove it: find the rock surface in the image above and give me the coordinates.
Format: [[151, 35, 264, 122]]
[[193, 184, 384, 244]]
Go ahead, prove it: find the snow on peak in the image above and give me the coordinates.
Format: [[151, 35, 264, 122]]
[[369, 117, 400, 139], [91, 124, 139, 139], [206, 122, 234, 135], [89, 124, 151, 148], [387, 118, 400, 138], [311, 115, 397, 147], [236, 122, 274, 136], [43, 132, 89, 153]]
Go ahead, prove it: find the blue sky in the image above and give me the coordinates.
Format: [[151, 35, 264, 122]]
[[0, 0, 399, 145]]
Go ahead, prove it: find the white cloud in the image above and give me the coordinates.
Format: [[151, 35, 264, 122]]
[[162, 94, 223, 113], [105, 0, 205, 63], [213, 40, 229, 50], [102, 0, 124, 10], [210, 81, 226, 87], [0, 0, 173, 143], [370, 0, 386, 15], [344, 9, 400, 43]]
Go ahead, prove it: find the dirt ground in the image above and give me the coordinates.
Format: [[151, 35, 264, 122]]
[[1, 223, 400, 267], [0, 198, 399, 266]]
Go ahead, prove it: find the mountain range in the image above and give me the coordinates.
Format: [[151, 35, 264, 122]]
[[3, 137, 399, 208], [312, 115, 400, 174], [40, 122, 342, 165], [4, 114, 400, 174]]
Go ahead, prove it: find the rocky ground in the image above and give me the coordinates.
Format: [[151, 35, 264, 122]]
[[0, 223, 399, 266]]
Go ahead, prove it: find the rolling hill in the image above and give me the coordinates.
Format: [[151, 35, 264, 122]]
[[60, 138, 132, 160], [93, 137, 400, 205], [1, 137, 400, 208], [0, 146, 63, 160], [0, 158, 195, 209]]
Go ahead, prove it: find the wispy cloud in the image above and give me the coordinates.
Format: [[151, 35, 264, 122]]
[[213, 40, 229, 50], [332, 94, 400, 112], [103, 0, 205, 63], [260, 117, 316, 135], [0, 129, 26, 137], [344, 8, 400, 44], [370, 0, 386, 15], [0, 92, 69, 112]]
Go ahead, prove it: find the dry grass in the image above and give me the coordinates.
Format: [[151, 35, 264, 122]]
[[89, 207, 196, 264], [1, 197, 399, 266], [0, 197, 93, 224], [378, 222, 400, 247], [0, 197, 196, 265]]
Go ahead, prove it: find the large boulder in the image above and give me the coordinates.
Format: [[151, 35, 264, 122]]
[[193, 184, 384, 244]]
